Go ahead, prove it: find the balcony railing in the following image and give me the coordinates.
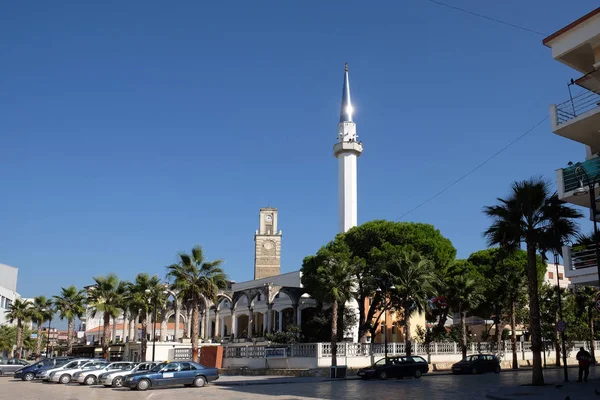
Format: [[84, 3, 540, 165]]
[[555, 69, 600, 126], [561, 157, 600, 193], [570, 243, 598, 270]]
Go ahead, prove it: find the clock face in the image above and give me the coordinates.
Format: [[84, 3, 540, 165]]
[[265, 215, 272, 222], [263, 241, 274, 250]]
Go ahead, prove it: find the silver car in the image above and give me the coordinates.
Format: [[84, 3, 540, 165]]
[[99, 362, 159, 388], [36, 359, 92, 381], [74, 362, 136, 385], [49, 359, 108, 384], [0, 358, 29, 376]]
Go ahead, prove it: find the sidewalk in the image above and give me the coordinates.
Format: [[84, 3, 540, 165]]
[[486, 379, 600, 400]]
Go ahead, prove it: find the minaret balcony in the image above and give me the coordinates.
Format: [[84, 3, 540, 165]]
[[550, 69, 600, 149], [333, 141, 363, 158]]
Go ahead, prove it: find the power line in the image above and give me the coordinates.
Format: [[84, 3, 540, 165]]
[[424, 0, 548, 37], [396, 115, 549, 221]]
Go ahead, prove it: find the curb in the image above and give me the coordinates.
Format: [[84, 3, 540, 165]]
[[215, 377, 361, 387]]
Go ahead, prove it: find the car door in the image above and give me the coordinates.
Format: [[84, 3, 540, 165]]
[[156, 362, 181, 386], [178, 362, 196, 385]]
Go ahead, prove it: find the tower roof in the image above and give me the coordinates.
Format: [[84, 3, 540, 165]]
[[339, 63, 353, 123]]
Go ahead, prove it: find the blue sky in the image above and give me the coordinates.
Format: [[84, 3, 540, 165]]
[[1, 1, 598, 299]]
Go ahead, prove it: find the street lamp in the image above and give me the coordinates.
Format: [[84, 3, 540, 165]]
[[41, 307, 52, 359], [572, 163, 600, 285], [145, 287, 169, 362], [376, 285, 396, 362], [554, 252, 569, 382]]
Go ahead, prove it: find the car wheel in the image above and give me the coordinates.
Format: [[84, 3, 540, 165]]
[[136, 379, 150, 391], [112, 376, 123, 388], [23, 372, 35, 381], [193, 376, 207, 387], [377, 371, 387, 380], [413, 369, 422, 379], [470, 368, 478, 375], [495, 365, 501, 374], [85, 375, 97, 385], [59, 374, 71, 384]]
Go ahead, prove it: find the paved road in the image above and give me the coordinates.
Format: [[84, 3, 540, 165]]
[[0, 367, 595, 400]]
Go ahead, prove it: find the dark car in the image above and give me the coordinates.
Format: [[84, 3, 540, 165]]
[[14, 357, 74, 381], [357, 356, 429, 380], [124, 361, 219, 391], [452, 354, 501, 375]]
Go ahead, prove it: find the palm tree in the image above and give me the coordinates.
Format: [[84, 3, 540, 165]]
[[86, 274, 127, 359], [29, 296, 53, 360], [128, 273, 166, 361], [4, 298, 31, 358], [387, 249, 437, 356], [314, 253, 355, 368], [167, 245, 227, 362], [483, 178, 581, 385], [447, 275, 483, 359], [53, 286, 86, 355]]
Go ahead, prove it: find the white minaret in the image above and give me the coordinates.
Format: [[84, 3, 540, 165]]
[[334, 63, 363, 233]]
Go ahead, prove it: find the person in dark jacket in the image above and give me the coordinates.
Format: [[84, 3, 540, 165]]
[[576, 347, 591, 382]]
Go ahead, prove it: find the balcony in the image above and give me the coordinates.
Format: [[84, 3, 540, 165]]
[[557, 156, 600, 207], [550, 69, 600, 150], [562, 244, 599, 286]]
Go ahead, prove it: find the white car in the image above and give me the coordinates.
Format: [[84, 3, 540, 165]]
[[74, 361, 137, 385], [99, 362, 160, 388], [49, 359, 108, 384], [36, 359, 91, 381]]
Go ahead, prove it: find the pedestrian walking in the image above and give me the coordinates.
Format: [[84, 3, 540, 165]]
[[576, 347, 591, 382]]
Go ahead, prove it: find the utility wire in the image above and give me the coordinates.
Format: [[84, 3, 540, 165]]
[[424, 0, 548, 37], [396, 115, 549, 221]]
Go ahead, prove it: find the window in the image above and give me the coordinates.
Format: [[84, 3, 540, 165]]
[[391, 324, 397, 334], [548, 272, 554, 279], [558, 273, 563, 279]]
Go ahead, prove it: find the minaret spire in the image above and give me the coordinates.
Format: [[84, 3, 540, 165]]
[[340, 63, 353, 123]]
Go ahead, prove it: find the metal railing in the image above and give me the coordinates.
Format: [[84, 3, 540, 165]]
[[555, 69, 600, 126], [173, 348, 192, 360], [561, 157, 600, 193], [570, 243, 598, 270]]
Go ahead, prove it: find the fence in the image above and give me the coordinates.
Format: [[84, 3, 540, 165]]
[[223, 341, 600, 359]]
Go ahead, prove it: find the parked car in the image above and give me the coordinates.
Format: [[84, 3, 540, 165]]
[[100, 362, 158, 388], [36, 358, 92, 381], [0, 358, 29, 376], [74, 361, 137, 385], [357, 356, 429, 380], [15, 357, 74, 381], [49, 359, 108, 384], [124, 361, 219, 391], [451, 354, 501, 375]]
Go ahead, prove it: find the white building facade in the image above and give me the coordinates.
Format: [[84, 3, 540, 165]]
[[0, 264, 20, 326]]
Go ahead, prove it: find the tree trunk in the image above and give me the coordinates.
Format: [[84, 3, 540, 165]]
[[358, 292, 367, 343], [102, 312, 110, 360], [589, 311, 596, 363], [35, 320, 43, 360], [141, 313, 148, 361], [129, 312, 137, 342], [67, 318, 74, 356], [526, 240, 544, 386], [511, 301, 518, 369], [122, 310, 128, 343], [461, 310, 467, 359], [331, 299, 338, 367], [405, 307, 412, 357], [191, 301, 200, 363], [15, 320, 23, 358]]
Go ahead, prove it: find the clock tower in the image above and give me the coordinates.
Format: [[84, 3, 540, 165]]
[[254, 207, 282, 280]]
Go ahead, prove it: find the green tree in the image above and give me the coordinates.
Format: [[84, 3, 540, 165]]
[[128, 273, 167, 361], [29, 296, 53, 360], [383, 247, 437, 356], [53, 286, 87, 355], [326, 220, 456, 342], [4, 298, 31, 358], [446, 272, 484, 359], [301, 249, 355, 367], [575, 286, 598, 363], [167, 245, 227, 363], [87, 273, 127, 359], [483, 178, 581, 386]]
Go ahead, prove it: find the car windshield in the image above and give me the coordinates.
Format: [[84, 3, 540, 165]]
[[150, 362, 167, 372], [63, 361, 80, 368]]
